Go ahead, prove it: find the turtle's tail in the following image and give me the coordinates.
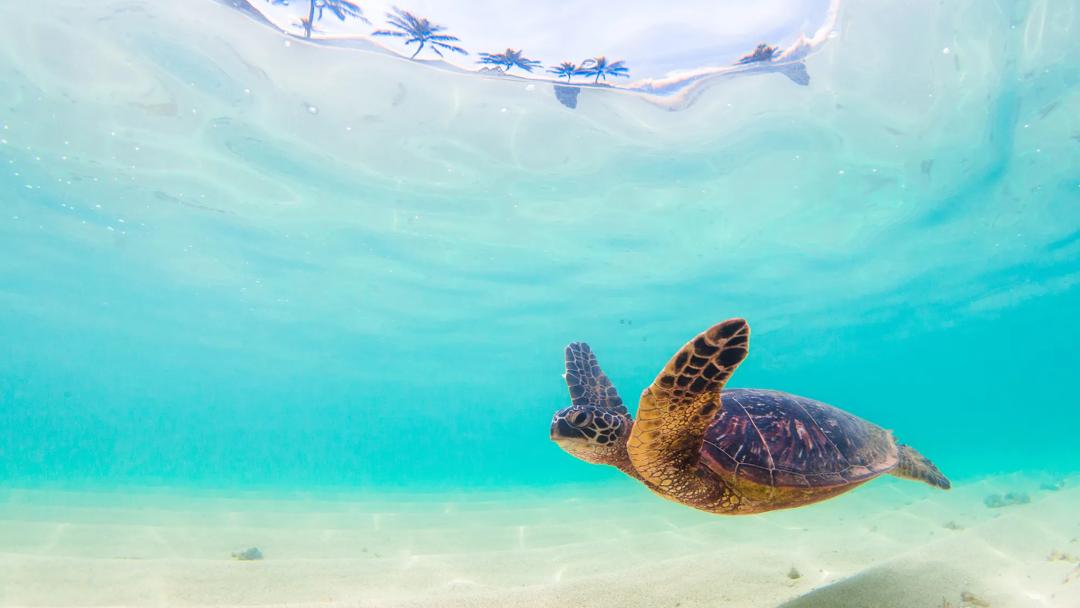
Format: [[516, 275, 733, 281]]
[[891, 445, 951, 490]]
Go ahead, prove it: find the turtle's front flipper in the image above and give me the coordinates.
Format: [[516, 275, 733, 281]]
[[891, 445, 951, 489], [564, 342, 626, 414], [628, 319, 750, 511]]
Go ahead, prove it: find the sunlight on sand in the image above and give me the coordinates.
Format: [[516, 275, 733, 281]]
[[1, 474, 1077, 607]]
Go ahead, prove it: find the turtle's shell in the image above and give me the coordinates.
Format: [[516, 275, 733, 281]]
[[700, 389, 898, 488]]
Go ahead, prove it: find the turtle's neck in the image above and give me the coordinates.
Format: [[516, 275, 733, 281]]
[[611, 440, 645, 482]]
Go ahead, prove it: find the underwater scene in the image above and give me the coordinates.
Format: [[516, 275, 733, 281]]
[[1, 0, 1079, 606]]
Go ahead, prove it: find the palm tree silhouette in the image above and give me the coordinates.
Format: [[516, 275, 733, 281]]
[[578, 56, 629, 83], [737, 43, 778, 65], [547, 62, 579, 81], [477, 49, 542, 73], [281, 0, 366, 39], [373, 7, 466, 59]]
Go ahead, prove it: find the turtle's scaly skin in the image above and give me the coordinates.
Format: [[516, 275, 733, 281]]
[[557, 318, 950, 516]]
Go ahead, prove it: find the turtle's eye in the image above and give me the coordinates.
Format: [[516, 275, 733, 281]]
[[569, 410, 593, 427]]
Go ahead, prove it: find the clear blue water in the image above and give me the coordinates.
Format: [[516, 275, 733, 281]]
[[3, 2, 1080, 606], [1, 0, 1077, 495]]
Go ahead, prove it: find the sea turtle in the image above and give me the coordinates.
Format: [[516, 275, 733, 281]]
[[549, 319, 950, 514]]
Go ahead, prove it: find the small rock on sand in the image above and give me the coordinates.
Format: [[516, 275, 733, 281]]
[[982, 492, 1029, 508], [232, 547, 263, 561], [1047, 550, 1080, 562], [960, 591, 990, 607]]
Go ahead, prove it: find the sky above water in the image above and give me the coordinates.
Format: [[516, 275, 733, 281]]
[[254, 0, 835, 82]]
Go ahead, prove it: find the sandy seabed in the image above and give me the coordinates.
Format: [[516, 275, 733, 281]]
[[0, 473, 1077, 608]]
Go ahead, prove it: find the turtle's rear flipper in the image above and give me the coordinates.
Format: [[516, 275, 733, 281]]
[[891, 445, 951, 489]]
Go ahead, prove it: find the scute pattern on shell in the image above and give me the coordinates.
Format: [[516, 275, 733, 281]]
[[702, 389, 898, 488]]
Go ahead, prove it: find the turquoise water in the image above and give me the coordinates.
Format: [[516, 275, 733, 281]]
[[2, 0, 1078, 498]]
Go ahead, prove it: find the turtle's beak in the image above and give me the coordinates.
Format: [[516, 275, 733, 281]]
[[550, 419, 563, 442], [550, 417, 581, 442]]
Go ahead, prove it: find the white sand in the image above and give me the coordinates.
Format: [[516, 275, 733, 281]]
[[1, 474, 1077, 607]]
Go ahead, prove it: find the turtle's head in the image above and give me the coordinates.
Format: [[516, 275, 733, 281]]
[[550, 405, 632, 467]]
